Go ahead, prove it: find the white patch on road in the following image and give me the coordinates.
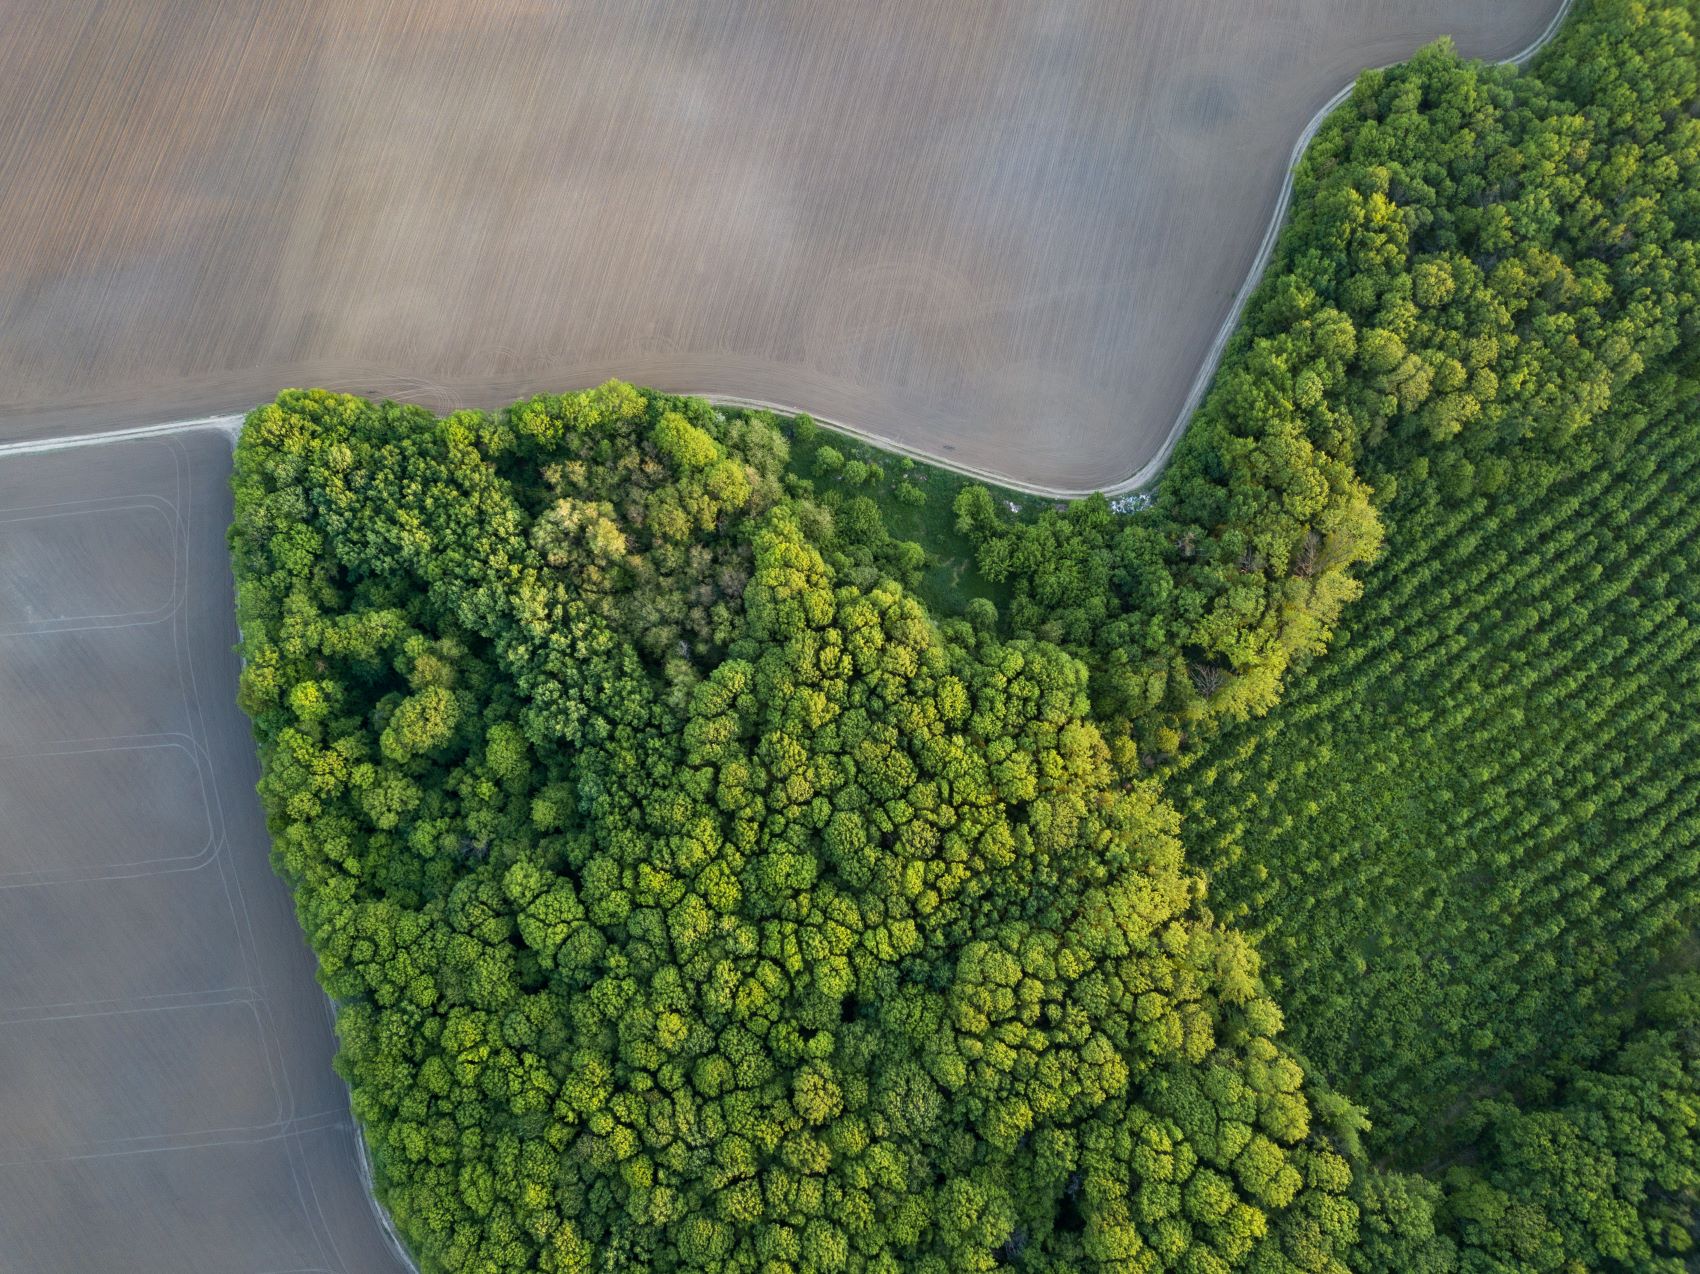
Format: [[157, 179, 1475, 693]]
[[0, 416, 242, 458]]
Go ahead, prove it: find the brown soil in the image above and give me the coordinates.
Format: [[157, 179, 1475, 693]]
[[0, 0, 1559, 488]]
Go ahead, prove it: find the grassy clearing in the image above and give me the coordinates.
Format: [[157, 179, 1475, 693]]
[[768, 409, 1046, 618]]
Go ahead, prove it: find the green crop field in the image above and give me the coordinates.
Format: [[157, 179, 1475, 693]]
[[1178, 397, 1700, 1159]]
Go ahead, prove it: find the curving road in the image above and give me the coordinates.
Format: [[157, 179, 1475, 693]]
[[689, 0, 1577, 499]]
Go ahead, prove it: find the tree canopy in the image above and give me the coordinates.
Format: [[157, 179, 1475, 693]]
[[232, 2, 1700, 1270], [233, 388, 1356, 1272]]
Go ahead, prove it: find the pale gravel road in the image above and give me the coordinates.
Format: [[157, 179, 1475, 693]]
[[695, 0, 1578, 498]]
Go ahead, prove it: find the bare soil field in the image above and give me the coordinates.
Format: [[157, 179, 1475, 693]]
[[1, 0, 1559, 490], [0, 432, 409, 1273]]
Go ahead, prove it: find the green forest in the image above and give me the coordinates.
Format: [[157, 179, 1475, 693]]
[[231, 2, 1700, 1270]]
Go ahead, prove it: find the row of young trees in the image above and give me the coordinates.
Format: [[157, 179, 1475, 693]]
[[1176, 393, 1700, 1154], [957, 0, 1700, 767]]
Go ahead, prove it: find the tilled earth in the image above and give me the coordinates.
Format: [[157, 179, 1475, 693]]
[[0, 430, 410, 1274], [0, 0, 1559, 489]]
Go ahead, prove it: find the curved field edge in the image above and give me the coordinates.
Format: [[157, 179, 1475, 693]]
[[690, 0, 1578, 502]]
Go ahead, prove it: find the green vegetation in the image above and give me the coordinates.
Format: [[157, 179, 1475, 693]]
[[962, 0, 1700, 1266], [1357, 973, 1700, 1272], [961, 0, 1699, 770], [233, 386, 1357, 1272], [1177, 397, 1700, 1155], [232, 1, 1700, 1270], [778, 411, 1039, 618], [1156, 9, 1700, 1238]]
